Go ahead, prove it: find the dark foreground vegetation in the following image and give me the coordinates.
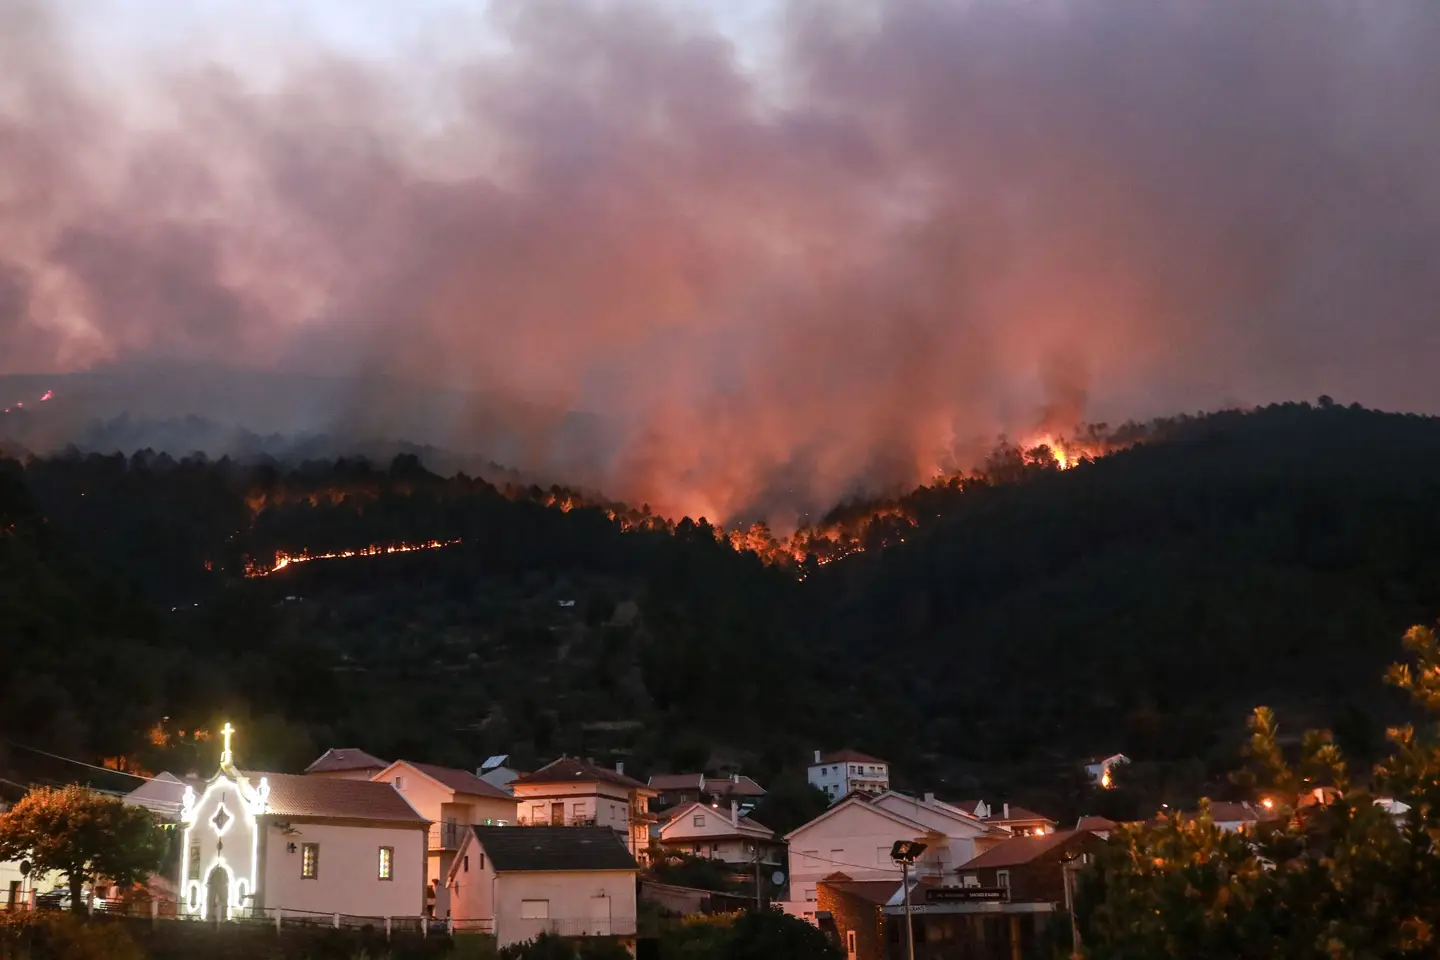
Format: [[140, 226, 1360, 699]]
[[5, 401, 1440, 821]]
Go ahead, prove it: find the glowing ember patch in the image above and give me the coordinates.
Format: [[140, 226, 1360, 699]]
[[244, 539, 462, 577]]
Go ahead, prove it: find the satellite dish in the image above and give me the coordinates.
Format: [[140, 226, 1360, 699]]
[[18, 861, 31, 877], [771, 871, 786, 887]]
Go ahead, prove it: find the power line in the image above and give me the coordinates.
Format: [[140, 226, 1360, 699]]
[[0, 738, 164, 783]]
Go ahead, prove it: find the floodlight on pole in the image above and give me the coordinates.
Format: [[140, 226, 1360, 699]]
[[891, 840, 927, 960]]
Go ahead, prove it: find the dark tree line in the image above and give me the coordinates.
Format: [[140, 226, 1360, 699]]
[[4, 401, 1440, 822]]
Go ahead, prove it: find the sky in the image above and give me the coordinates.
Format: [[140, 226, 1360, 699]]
[[3, 0, 1440, 521]]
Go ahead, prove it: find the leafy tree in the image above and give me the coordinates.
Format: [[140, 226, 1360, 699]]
[[0, 786, 166, 913], [658, 910, 839, 960], [647, 851, 737, 893], [1074, 625, 1440, 958]]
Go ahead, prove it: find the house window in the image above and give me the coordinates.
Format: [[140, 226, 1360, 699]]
[[395, 776, 406, 790], [804, 885, 817, 902], [846, 930, 858, 956], [378, 847, 394, 881], [694, 814, 705, 827], [463, 856, 469, 872], [301, 843, 319, 879], [996, 870, 1010, 889], [188, 844, 200, 880], [520, 899, 550, 919]]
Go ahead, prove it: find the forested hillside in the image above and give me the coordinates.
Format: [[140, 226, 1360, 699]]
[[4, 402, 1439, 819]]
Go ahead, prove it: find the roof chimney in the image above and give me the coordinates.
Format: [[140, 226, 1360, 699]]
[[923, 792, 935, 804], [1003, 802, 1010, 819], [616, 762, 625, 776], [732, 773, 739, 783], [732, 800, 739, 824], [814, 750, 822, 764]]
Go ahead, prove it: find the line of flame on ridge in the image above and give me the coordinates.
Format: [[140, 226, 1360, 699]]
[[2, 388, 54, 415], [243, 539, 462, 577], [236, 432, 1119, 578]]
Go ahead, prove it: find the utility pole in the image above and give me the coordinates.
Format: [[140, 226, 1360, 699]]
[[754, 840, 762, 910], [890, 840, 925, 960], [901, 858, 916, 960]]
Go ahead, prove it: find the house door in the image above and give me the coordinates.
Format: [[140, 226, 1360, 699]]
[[587, 894, 612, 936], [205, 867, 229, 921], [551, 802, 565, 825], [6, 881, 20, 911]]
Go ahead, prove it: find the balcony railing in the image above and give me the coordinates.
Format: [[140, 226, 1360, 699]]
[[516, 816, 603, 828], [430, 822, 467, 850]]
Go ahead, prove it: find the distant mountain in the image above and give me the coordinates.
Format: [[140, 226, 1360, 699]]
[[0, 361, 613, 482]]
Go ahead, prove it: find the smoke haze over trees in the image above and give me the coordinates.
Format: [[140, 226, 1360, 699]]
[[4, 0, 1440, 522]]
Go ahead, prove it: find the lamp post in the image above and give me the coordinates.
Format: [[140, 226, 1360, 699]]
[[891, 840, 928, 960]]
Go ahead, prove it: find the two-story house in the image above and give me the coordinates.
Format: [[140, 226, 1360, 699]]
[[446, 826, 638, 948], [368, 760, 519, 916], [511, 758, 657, 862], [648, 773, 767, 813], [655, 801, 782, 868], [781, 791, 1007, 921], [807, 750, 889, 803]]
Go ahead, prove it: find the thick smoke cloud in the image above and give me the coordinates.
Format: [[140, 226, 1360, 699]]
[[4, 0, 1440, 521]]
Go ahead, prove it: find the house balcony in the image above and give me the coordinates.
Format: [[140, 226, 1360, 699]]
[[429, 822, 467, 851], [516, 815, 603, 828]]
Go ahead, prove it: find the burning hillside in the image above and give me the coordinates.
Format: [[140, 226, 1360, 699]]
[[229, 426, 1134, 579]]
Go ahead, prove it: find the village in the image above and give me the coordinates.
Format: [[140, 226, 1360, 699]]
[[0, 727, 1156, 959]]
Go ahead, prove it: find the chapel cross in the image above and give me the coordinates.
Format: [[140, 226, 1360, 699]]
[[220, 723, 235, 767]]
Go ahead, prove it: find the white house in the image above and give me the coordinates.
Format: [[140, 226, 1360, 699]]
[[511, 758, 657, 861], [446, 826, 638, 947], [807, 750, 889, 803], [1084, 754, 1129, 789], [178, 729, 428, 921], [304, 748, 390, 781], [781, 791, 1006, 920], [655, 801, 782, 868], [1, 859, 62, 910], [369, 760, 519, 916]]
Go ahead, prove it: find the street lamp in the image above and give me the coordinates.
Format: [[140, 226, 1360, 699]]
[[891, 840, 928, 960]]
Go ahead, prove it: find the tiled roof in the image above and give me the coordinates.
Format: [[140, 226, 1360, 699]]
[[1077, 817, 1117, 834], [472, 826, 638, 872], [649, 773, 705, 791], [513, 757, 646, 790], [992, 806, 1057, 825], [958, 830, 1086, 870], [406, 762, 514, 800], [815, 750, 887, 766], [304, 748, 389, 774], [247, 771, 427, 823], [707, 776, 767, 798]]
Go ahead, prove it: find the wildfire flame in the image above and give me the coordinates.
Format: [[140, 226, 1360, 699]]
[[244, 538, 461, 577], [2, 387, 54, 414], [231, 427, 1137, 580]]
